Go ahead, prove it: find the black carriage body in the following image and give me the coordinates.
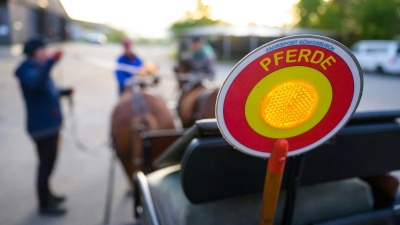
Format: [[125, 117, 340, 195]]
[[134, 110, 400, 225]]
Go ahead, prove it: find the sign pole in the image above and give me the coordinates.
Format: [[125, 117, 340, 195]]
[[258, 139, 289, 225], [282, 154, 305, 225]]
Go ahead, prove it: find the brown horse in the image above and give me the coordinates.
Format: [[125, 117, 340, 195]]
[[110, 61, 219, 186], [174, 59, 219, 128], [110, 65, 175, 185]]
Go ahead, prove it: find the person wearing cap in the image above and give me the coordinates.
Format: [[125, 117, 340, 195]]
[[15, 37, 72, 216], [187, 36, 216, 80], [115, 38, 143, 95]]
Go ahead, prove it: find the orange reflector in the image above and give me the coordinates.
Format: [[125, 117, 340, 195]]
[[261, 81, 318, 129]]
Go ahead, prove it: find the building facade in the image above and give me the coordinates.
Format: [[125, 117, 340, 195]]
[[178, 25, 339, 60], [0, 0, 70, 46]]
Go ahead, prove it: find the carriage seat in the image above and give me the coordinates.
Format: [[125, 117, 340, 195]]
[[395, 172, 400, 206], [313, 208, 400, 225], [144, 165, 373, 225]]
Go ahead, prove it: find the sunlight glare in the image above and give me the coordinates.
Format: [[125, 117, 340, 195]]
[[60, 0, 298, 38], [203, 0, 297, 27]]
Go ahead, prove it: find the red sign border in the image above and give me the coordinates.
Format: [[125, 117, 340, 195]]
[[216, 35, 363, 158]]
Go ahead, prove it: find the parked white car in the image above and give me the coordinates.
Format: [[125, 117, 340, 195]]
[[351, 40, 400, 75], [86, 32, 108, 44]]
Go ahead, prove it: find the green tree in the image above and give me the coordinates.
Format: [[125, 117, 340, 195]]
[[106, 29, 126, 43], [293, 0, 400, 46], [293, 0, 323, 27], [352, 0, 400, 40], [170, 0, 226, 37]]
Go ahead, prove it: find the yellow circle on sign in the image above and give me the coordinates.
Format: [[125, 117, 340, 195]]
[[261, 81, 318, 129], [245, 66, 332, 138]]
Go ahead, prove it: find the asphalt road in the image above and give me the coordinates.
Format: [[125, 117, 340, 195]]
[[1, 42, 400, 225]]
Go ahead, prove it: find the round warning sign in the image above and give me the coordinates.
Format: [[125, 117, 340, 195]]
[[216, 35, 363, 158]]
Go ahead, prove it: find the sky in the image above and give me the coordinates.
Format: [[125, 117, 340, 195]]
[[60, 0, 299, 38]]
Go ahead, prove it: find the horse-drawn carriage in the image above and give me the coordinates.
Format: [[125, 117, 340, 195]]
[[109, 35, 400, 225], [110, 55, 219, 184], [134, 112, 400, 225]]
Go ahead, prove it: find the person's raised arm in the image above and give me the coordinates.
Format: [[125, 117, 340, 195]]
[[18, 60, 54, 90], [17, 51, 62, 90]]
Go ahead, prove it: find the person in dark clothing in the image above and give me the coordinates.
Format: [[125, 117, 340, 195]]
[[15, 37, 73, 216], [187, 36, 216, 80]]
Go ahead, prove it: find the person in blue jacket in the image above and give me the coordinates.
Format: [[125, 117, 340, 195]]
[[115, 38, 143, 95], [15, 37, 73, 216]]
